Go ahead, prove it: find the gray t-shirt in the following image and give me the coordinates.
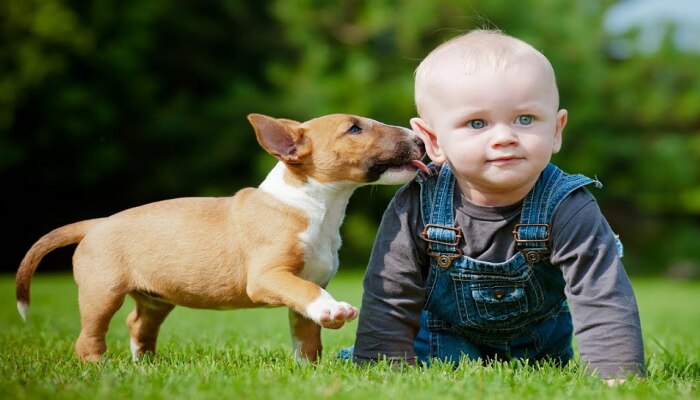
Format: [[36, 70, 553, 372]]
[[353, 178, 645, 378]]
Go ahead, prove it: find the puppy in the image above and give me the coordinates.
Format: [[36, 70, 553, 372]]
[[16, 113, 428, 362]]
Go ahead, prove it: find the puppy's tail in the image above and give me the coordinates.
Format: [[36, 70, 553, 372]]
[[16, 219, 104, 321]]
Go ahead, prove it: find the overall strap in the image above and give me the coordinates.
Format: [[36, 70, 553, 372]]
[[418, 163, 462, 268], [514, 163, 601, 263], [416, 163, 440, 226]]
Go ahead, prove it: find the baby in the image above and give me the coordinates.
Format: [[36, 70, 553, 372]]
[[346, 29, 645, 382]]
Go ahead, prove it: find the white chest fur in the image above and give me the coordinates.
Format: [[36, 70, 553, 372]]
[[259, 162, 357, 286]]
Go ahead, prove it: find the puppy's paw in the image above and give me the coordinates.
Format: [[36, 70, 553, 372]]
[[318, 301, 358, 329], [306, 290, 358, 329]]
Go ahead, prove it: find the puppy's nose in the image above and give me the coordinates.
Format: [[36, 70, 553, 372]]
[[413, 136, 425, 150]]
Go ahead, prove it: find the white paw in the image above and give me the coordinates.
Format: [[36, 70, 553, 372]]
[[130, 337, 140, 362], [306, 290, 358, 329]]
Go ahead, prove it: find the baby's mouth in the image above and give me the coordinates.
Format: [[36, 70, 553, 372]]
[[489, 156, 523, 163]]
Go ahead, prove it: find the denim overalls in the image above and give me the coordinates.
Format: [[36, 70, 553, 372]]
[[413, 162, 602, 365]]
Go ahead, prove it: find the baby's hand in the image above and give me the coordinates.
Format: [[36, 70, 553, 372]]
[[603, 378, 626, 387]]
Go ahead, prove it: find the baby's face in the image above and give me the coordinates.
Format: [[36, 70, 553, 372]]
[[420, 55, 566, 206]]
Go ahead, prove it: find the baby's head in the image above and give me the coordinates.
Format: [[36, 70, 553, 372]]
[[414, 29, 560, 124], [411, 29, 568, 206]]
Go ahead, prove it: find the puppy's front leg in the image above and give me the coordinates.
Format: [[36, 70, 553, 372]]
[[288, 309, 322, 361], [246, 270, 357, 328]]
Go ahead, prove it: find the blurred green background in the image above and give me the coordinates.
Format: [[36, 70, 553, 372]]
[[2, 0, 699, 277]]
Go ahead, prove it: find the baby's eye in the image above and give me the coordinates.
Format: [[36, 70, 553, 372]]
[[467, 119, 486, 129], [516, 115, 534, 125]]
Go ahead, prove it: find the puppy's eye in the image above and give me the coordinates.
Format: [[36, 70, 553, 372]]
[[347, 124, 362, 134]]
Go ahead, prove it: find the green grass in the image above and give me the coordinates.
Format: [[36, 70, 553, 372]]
[[1, 271, 698, 399]]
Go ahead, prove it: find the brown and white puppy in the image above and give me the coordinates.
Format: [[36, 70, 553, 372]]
[[16, 113, 428, 363]]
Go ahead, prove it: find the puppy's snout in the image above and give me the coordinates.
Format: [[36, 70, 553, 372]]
[[412, 135, 425, 151], [406, 133, 426, 160]]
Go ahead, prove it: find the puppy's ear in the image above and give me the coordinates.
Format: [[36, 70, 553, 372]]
[[247, 114, 311, 163]]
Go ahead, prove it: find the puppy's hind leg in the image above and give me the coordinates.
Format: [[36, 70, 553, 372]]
[[74, 283, 127, 362], [126, 292, 175, 361], [288, 309, 322, 362]]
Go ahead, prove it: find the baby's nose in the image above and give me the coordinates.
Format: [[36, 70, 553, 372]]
[[490, 124, 519, 146]]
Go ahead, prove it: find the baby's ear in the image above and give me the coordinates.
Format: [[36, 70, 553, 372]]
[[552, 109, 567, 154], [410, 117, 447, 164]]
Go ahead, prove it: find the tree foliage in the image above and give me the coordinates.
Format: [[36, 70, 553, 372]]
[[2, 0, 699, 274]]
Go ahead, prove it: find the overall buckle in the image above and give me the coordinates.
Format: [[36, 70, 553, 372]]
[[421, 224, 462, 269], [512, 223, 551, 264]]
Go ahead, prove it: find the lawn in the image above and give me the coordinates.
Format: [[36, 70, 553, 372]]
[[1, 270, 697, 399]]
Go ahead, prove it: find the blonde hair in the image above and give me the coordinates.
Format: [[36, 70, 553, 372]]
[[414, 29, 558, 117]]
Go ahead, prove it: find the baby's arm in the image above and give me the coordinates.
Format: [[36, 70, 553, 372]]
[[552, 190, 645, 379], [353, 184, 426, 364]]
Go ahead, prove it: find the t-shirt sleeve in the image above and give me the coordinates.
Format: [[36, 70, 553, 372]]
[[352, 182, 427, 363], [550, 189, 645, 378]]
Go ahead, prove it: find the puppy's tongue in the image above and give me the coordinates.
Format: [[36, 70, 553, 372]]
[[411, 159, 431, 174]]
